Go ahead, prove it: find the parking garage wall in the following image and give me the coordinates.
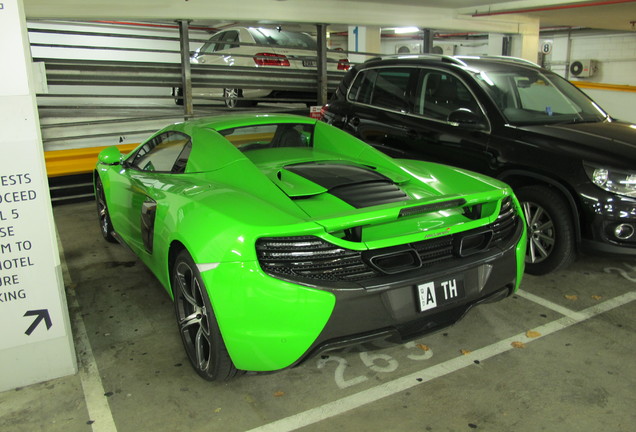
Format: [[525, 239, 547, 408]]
[[29, 22, 636, 156], [30, 20, 348, 156], [29, 20, 211, 153], [380, 30, 636, 123], [542, 30, 636, 123]]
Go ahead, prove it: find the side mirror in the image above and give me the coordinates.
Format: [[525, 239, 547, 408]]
[[448, 108, 487, 130], [98, 146, 123, 165]]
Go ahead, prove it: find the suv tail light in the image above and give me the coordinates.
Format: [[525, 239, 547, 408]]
[[316, 104, 329, 121], [337, 58, 350, 71], [253, 53, 290, 67]]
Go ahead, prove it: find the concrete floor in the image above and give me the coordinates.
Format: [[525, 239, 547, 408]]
[[2, 200, 636, 432]]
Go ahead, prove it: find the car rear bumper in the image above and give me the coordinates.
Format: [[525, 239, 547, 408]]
[[199, 221, 525, 372], [293, 237, 521, 367]]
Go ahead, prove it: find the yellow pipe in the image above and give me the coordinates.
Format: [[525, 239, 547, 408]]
[[573, 81, 636, 93], [45, 143, 138, 177]]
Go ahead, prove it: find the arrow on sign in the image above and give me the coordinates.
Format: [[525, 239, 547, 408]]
[[24, 309, 52, 335]]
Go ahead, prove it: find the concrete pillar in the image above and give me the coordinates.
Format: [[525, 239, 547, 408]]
[[0, 0, 77, 391], [348, 25, 381, 64], [511, 17, 541, 63], [316, 24, 328, 105], [422, 29, 434, 54], [488, 33, 505, 56]]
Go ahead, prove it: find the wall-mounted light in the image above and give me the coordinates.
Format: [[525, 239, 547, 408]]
[[394, 27, 420, 34]]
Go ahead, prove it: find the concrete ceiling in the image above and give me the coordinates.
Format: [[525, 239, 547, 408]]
[[459, 0, 636, 31], [22, 0, 636, 32]]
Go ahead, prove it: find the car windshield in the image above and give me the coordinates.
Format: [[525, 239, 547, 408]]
[[219, 123, 314, 152], [471, 63, 608, 126], [248, 28, 317, 50]]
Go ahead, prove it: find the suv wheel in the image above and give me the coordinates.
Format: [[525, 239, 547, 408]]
[[517, 185, 575, 275]]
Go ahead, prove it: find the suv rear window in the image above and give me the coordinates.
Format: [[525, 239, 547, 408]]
[[348, 68, 413, 111]]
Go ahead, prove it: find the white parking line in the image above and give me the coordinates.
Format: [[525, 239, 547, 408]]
[[246, 291, 636, 432], [515, 289, 587, 320], [70, 293, 118, 432], [59, 234, 117, 432]]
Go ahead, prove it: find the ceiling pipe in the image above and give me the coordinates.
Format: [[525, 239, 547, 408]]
[[93, 20, 217, 32], [472, 0, 636, 17]]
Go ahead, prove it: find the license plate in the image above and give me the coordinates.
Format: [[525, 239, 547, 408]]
[[417, 277, 465, 312], [302, 59, 317, 67]]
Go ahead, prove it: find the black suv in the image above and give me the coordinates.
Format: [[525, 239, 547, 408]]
[[322, 55, 636, 275]]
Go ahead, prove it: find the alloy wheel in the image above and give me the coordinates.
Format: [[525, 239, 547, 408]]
[[95, 179, 116, 242], [96, 183, 109, 237], [174, 261, 213, 373], [224, 88, 239, 109], [522, 200, 555, 264]]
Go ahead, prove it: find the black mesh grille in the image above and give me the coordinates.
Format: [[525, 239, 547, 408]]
[[256, 236, 378, 282], [256, 197, 520, 285], [411, 236, 454, 267], [491, 197, 518, 244]]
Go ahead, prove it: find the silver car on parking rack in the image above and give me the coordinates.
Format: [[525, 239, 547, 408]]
[[175, 26, 350, 108]]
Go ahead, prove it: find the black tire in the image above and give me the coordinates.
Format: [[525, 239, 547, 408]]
[[172, 250, 240, 381], [173, 87, 184, 106], [95, 177, 117, 243], [223, 88, 254, 108], [516, 185, 576, 275]]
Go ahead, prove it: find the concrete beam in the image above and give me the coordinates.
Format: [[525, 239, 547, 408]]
[[23, 0, 530, 34]]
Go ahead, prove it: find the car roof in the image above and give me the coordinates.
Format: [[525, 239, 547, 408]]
[[213, 26, 310, 36], [357, 55, 542, 72]]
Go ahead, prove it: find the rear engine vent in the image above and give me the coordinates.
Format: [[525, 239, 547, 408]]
[[330, 181, 407, 208], [285, 163, 407, 208]]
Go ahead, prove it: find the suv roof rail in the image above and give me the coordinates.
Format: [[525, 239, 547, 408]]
[[364, 54, 466, 66], [454, 55, 540, 68]]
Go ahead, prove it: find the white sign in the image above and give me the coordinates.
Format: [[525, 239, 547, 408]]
[[0, 0, 75, 386], [0, 166, 67, 347], [541, 41, 553, 55]]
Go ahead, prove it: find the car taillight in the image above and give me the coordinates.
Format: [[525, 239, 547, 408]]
[[256, 236, 377, 283], [253, 53, 290, 67], [337, 59, 350, 71]]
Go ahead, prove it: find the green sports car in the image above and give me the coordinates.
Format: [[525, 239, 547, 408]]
[[94, 113, 526, 381]]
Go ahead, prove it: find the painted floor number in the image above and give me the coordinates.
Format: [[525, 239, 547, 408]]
[[317, 341, 434, 389]]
